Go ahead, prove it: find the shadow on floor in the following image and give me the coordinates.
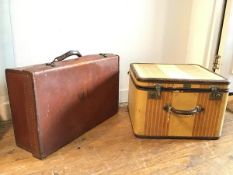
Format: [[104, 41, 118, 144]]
[[0, 120, 12, 140], [227, 101, 233, 113]]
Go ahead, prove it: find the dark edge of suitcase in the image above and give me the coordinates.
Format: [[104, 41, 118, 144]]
[[5, 51, 119, 159]]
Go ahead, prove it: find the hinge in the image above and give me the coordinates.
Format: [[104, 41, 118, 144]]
[[148, 84, 161, 99], [209, 86, 223, 100], [212, 55, 221, 72]]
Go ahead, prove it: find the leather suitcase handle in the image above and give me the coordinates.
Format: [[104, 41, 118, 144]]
[[163, 104, 204, 116], [46, 50, 82, 67]]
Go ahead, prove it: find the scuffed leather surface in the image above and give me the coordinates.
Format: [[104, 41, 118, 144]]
[[6, 54, 119, 159]]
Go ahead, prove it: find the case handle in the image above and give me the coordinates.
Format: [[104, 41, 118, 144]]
[[163, 104, 204, 116], [46, 50, 82, 67]]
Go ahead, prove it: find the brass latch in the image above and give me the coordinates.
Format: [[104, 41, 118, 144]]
[[209, 86, 223, 100], [148, 84, 161, 99]]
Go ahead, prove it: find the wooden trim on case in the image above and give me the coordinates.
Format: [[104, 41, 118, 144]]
[[130, 63, 230, 85], [129, 73, 229, 93], [128, 106, 219, 140], [133, 134, 220, 140]]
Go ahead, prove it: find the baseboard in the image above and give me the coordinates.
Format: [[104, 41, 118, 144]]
[[0, 95, 11, 121], [119, 89, 128, 103]]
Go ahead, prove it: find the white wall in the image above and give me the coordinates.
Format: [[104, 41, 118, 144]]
[[0, 0, 15, 120], [218, 0, 233, 90], [0, 0, 220, 113], [157, 0, 193, 64], [186, 0, 217, 65], [10, 0, 194, 102], [11, 0, 170, 101]]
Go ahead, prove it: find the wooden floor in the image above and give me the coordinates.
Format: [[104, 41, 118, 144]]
[[1, 106, 233, 175]]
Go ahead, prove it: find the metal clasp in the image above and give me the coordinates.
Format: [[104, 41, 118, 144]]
[[99, 53, 108, 58], [148, 84, 161, 99], [209, 86, 223, 100]]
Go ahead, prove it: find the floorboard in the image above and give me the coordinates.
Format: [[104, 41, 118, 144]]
[[1, 106, 233, 175]]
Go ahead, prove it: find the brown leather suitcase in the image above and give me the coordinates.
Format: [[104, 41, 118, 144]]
[[6, 50, 119, 159]]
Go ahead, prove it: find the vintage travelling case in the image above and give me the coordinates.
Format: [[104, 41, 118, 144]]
[[6, 50, 119, 159], [128, 64, 229, 139]]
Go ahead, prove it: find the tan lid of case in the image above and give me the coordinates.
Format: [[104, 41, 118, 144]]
[[131, 64, 228, 83]]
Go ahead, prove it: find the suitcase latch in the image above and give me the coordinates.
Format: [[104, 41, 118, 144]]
[[210, 86, 223, 100], [99, 53, 108, 57], [148, 84, 161, 99]]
